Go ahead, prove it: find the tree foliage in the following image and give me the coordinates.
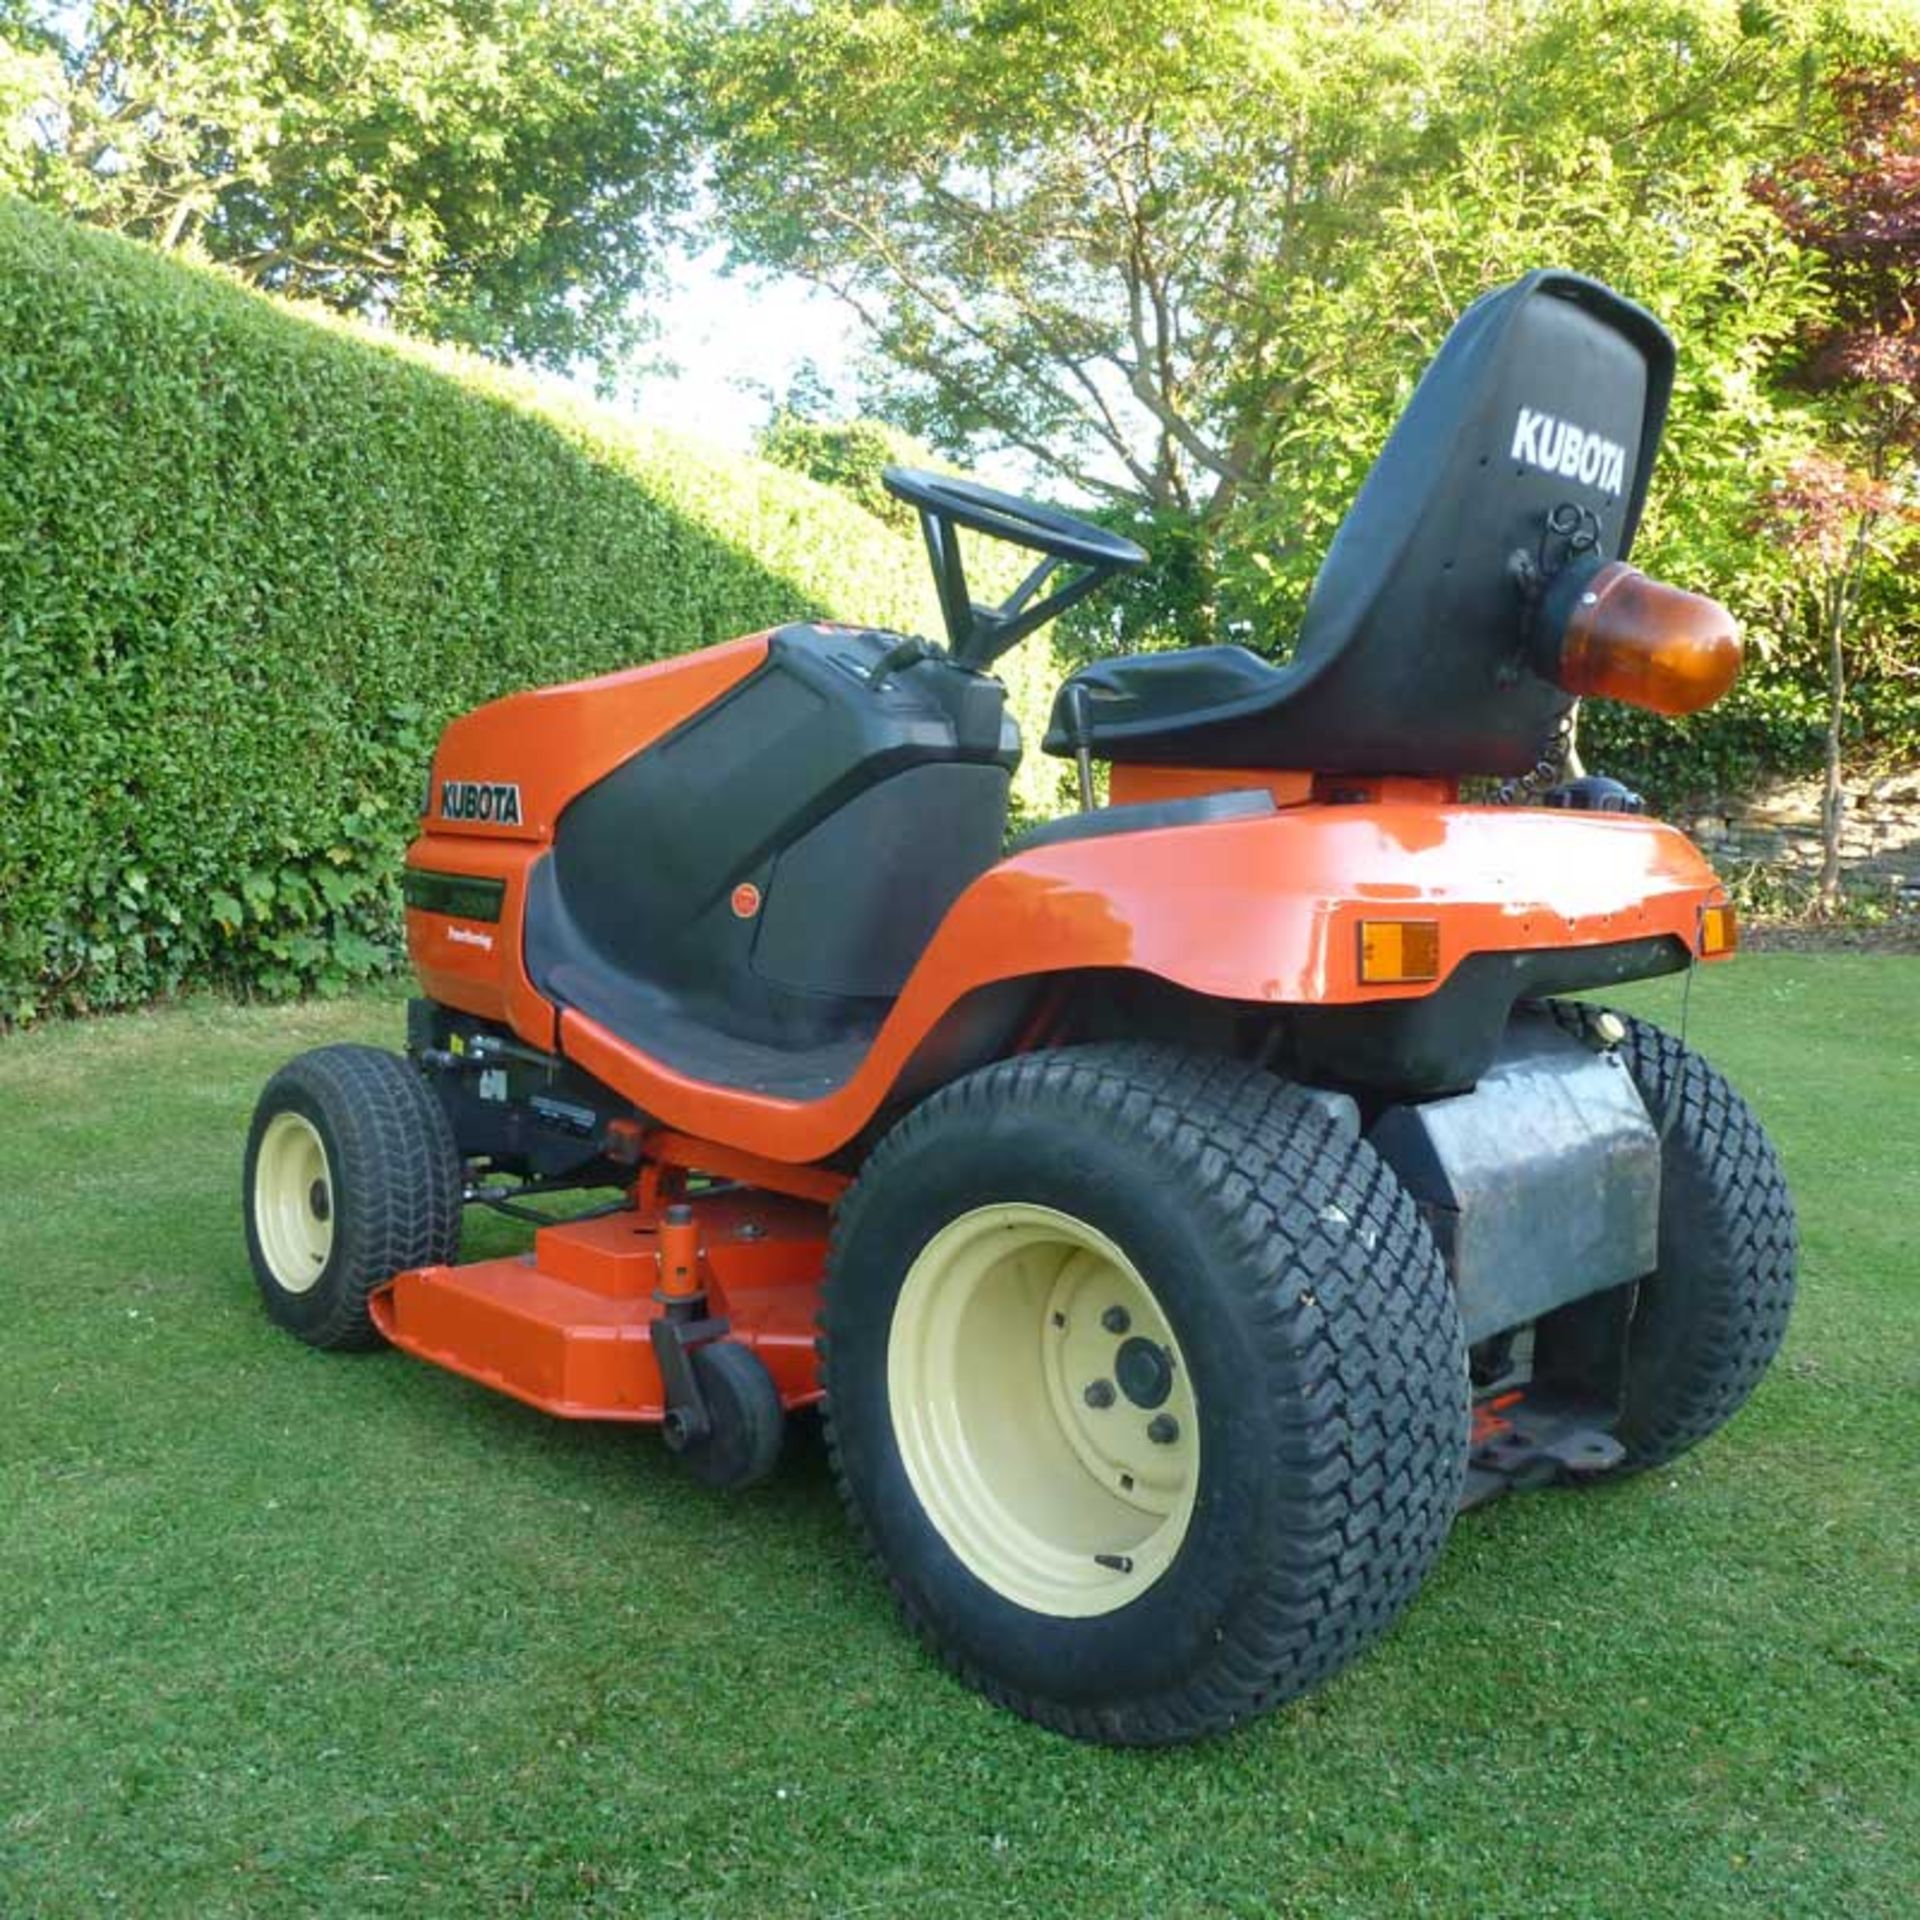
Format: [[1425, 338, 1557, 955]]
[[0, 0, 689, 369], [704, 2, 1825, 529], [702, 0, 1920, 805], [756, 404, 926, 530], [1751, 58, 1920, 904], [706, 0, 1415, 520]]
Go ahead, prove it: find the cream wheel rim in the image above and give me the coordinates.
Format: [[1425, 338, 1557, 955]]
[[887, 1203, 1199, 1618], [254, 1111, 335, 1294]]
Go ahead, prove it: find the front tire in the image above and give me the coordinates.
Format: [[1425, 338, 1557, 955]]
[[822, 1044, 1467, 1745], [243, 1045, 462, 1350]]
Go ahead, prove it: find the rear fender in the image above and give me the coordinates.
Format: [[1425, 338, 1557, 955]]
[[558, 803, 1726, 1164], [966, 802, 1722, 1004]]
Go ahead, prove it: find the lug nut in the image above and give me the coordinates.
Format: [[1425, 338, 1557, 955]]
[[1083, 1379, 1116, 1409], [1101, 1305, 1132, 1335], [1147, 1413, 1180, 1446]]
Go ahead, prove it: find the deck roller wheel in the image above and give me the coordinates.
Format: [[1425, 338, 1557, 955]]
[[665, 1340, 786, 1491]]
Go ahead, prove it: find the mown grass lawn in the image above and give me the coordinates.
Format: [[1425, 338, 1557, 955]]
[[1, 956, 1915, 1918]]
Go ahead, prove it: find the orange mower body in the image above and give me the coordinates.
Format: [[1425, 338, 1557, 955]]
[[243, 269, 1794, 1746]]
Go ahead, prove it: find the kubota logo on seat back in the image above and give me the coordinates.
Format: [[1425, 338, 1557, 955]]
[[1510, 408, 1627, 498], [439, 780, 523, 826]]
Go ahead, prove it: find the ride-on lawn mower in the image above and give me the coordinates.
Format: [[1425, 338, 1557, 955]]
[[245, 271, 1797, 1745]]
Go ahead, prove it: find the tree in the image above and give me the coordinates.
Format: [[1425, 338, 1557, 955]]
[[1753, 60, 1920, 912], [704, 0, 1433, 524], [0, 0, 689, 369], [755, 376, 929, 531], [0, 28, 55, 192], [699, 0, 1879, 651]]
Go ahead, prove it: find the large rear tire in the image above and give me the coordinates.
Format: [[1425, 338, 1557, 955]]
[[243, 1045, 462, 1350], [822, 1043, 1467, 1746], [1552, 1004, 1797, 1471]]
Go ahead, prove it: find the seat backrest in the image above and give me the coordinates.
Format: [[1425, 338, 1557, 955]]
[[1279, 270, 1675, 775]]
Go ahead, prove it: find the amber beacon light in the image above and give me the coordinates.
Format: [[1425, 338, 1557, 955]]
[[1536, 560, 1742, 717]]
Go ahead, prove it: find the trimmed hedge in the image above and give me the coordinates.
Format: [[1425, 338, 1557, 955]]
[[0, 202, 1056, 1023]]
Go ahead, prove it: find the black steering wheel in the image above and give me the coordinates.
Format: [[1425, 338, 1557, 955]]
[[883, 468, 1147, 570], [882, 466, 1146, 669]]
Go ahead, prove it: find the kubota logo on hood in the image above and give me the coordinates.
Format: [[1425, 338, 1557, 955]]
[[439, 779, 523, 826], [1511, 408, 1628, 498]]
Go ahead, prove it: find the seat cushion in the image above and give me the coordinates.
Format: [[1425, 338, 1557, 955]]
[[1042, 648, 1305, 767], [1011, 787, 1276, 853]]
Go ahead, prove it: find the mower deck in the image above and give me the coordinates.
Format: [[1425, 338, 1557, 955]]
[[370, 1190, 829, 1421], [371, 1175, 1623, 1512]]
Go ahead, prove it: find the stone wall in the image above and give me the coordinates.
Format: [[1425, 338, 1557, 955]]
[[1684, 771, 1920, 907]]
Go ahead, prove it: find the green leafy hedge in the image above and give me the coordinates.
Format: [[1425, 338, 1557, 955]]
[[0, 202, 1056, 1023]]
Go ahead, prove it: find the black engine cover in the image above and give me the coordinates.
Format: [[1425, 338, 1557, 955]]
[[525, 626, 1018, 1075]]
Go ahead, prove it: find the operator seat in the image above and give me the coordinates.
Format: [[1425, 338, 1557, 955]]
[[1043, 271, 1676, 779]]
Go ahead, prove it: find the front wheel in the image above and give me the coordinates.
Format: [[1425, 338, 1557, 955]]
[[822, 1044, 1468, 1745], [243, 1045, 463, 1350]]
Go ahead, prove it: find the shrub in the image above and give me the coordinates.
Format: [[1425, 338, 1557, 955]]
[[0, 202, 1057, 1023], [756, 409, 923, 531]]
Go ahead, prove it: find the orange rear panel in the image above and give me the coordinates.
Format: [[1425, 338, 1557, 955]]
[[558, 803, 1728, 1164]]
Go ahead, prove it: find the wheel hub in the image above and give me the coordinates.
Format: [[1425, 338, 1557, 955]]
[[253, 1111, 335, 1295], [1044, 1255, 1196, 1517], [887, 1203, 1199, 1619], [1114, 1335, 1173, 1409]]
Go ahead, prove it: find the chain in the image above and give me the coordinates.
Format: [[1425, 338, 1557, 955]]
[[1492, 706, 1576, 806]]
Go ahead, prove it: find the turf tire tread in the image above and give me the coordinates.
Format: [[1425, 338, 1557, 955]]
[[820, 1042, 1468, 1746], [245, 1044, 462, 1351], [1544, 1002, 1797, 1470]]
